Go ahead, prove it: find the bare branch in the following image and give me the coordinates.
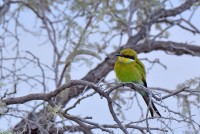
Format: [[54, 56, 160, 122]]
[[0, 0, 10, 17]]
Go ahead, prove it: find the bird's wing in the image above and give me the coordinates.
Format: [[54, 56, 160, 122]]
[[135, 59, 147, 87]]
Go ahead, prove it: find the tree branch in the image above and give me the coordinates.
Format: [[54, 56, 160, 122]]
[[0, 0, 10, 17]]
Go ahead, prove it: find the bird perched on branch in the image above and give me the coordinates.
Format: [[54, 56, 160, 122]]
[[114, 48, 161, 117]]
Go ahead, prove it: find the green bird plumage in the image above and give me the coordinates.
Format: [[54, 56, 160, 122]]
[[114, 48, 161, 117]]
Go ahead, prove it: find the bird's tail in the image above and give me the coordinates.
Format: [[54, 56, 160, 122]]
[[142, 93, 161, 117]]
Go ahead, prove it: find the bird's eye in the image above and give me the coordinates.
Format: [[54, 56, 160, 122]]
[[123, 55, 134, 60]]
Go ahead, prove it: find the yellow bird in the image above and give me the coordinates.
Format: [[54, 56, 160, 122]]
[[114, 48, 161, 117]]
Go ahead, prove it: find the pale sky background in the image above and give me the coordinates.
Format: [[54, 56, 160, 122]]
[[0, 1, 200, 133]]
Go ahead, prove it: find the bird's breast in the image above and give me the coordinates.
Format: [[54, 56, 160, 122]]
[[114, 61, 142, 84]]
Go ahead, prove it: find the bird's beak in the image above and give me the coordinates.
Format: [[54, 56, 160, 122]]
[[116, 54, 122, 57]]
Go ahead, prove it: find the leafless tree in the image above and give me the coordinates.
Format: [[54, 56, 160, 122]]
[[0, 0, 200, 133]]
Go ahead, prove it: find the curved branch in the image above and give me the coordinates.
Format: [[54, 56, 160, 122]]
[[151, 0, 199, 22], [2, 80, 99, 105], [138, 40, 200, 56]]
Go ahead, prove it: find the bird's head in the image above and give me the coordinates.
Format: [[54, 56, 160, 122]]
[[116, 48, 137, 63]]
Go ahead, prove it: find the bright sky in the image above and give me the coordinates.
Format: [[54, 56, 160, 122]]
[[0, 1, 200, 133]]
